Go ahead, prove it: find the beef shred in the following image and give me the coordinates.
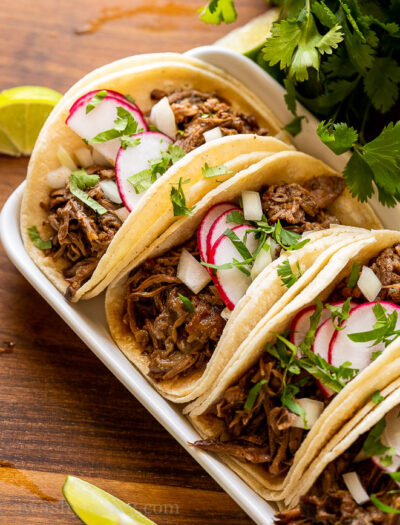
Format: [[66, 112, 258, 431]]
[[123, 238, 226, 382], [44, 166, 122, 299], [150, 89, 269, 152], [277, 442, 400, 524], [194, 354, 317, 476], [261, 175, 345, 233]]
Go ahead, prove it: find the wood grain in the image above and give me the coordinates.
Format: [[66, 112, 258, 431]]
[[0, 0, 267, 523]]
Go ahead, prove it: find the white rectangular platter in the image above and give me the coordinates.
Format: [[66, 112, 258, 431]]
[[1, 46, 399, 525]]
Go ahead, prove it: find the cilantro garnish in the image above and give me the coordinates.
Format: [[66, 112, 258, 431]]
[[348, 302, 400, 347], [89, 106, 141, 146], [170, 178, 194, 216], [325, 297, 352, 330], [347, 261, 361, 289], [201, 162, 232, 178], [69, 169, 107, 215], [370, 494, 400, 515], [198, 0, 237, 25], [223, 228, 253, 260], [277, 260, 302, 288], [28, 226, 52, 250], [86, 90, 108, 114], [124, 94, 135, 104], [371, 390, 384, 404], [317, 120, 358, 155], [120, 136, 141, 150], [363, 418, 394, 458], [244, 380, 267, 410], [178, 293, 194, 312]]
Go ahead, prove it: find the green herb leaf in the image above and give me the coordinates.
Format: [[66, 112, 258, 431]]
[[348, 302, 400, 347], [201, 162, 232, 178], [124, 94, 135, 103], [363, 418, 392, 457], [244, 380, 267, 410], [89, 106, 139, 144], [371, 390, 384, 404], [364, 57, 400, 113], [86, 90, 108, 113], [371, 494, 400, 515], [178, 293, 194, 312], [275, 220, 310, 250], [284, 115, 304, 136], [226, 210, 246, 225], [69, 170, 107, 215], [120, 136, 141, 149], [347, 262, 361, 288], [198, 0, 237, 24], [28, 226, 52, 250], [223, 228, 253, 260], [325, 297, 352, 330], [277, 260, 302, 288], [127, 169, 155, 194], [317, 120, 358, 155], [170, 178, 194, 216]]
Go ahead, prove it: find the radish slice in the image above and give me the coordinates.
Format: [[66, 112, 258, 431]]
[[177, 249, 211, 294], [242, 190, 262, 221], [250, 240, 273, 280], [66, 94, 147, 164], [342, 472, 370, 504], [329, 301, 400, 371], [206, 207, 242, 259], [203, 127, 223, 142], [292, 398, 324, 430], [372, 454, 400, 473], [99, 180, 122, 204], [115, 131, 173, 212], [68, 89, 139, 115], [290, 306, 331, 347], [209, 224, 259, 310], [149, 97, 177, 139], [358, 266, 382, 302], [197, 203, 237, 263]]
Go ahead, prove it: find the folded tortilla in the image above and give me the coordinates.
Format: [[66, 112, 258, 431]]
[[21, 53, 290, 301], [188, 230, 400, 502]]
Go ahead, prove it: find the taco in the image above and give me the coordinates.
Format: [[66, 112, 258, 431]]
[[105, 150, 380, 403], [190, 230, 400, 503], [277, 376, 400, 521], [21, 53, 290, 301]]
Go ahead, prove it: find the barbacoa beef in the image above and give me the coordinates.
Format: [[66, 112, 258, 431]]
[[261, 175, 345, 234], [44, 166, 122, 299], [123, 238, 226, 382], [150, 89, 269, 152]]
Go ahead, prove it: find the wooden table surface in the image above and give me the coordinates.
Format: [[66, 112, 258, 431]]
[[0, 1, 268, 523]]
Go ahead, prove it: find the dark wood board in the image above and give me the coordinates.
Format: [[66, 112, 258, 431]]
[[0, 0, 268, 523]]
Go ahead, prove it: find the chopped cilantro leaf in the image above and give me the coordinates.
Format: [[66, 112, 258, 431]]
[[277, 260, 302, 288], [120, 136, 141, 150], [317, 120, 358, 155], [28, 226, 52, 250], [178, 293, 194, 312], [363, 418, 394, 457], [69, 170, 107, 215], [347, 262, 361, 288], [244, 380, 267, 410], [371, 390, 384, 404], [201, 162, 232, 178], [124, 93, 135, 103], [284, 115, 304, 136], [223, 228, 253, 260], [370, 494, 400, 515], [86, 90, 108, 114], [325, 297, 352, 330], [348, 302, 400, 347], [170, 178, 194, 216], [89, 106, 139, 144]]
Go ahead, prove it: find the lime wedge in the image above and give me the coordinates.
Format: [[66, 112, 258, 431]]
[[215, 8, 279, 59], [0, 86, 62, 156], [62, 476, 157, 525]]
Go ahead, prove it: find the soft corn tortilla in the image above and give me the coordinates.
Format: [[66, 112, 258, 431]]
[[188, 230, 400, 501], [105, 149, 380, 402], [21, 54, 291, 300]]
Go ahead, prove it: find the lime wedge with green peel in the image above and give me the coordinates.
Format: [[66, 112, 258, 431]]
[[0, 86, 62, 156], [215, 8, 279, 59], [62, 476, 158, 525]]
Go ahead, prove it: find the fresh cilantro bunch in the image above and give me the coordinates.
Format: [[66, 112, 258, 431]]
[[199, 0, 400, 206]]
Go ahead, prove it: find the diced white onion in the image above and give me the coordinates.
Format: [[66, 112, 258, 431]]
[[150, 96, 177, 138], [221, 307, 231, 321], [242, 190, 263, 221], [357, 265, 382, 302], [342, 472, 370, 505], [251, 240, 272, 280], [74, 147, 93, 168], [47, 166, 71, 189], [203, 127, 223, 143], [57, 145, 77, 171], [99, 180, 122, 204], [92, 147, 113, 167], [177, 249, 211, 294], [114, 207, 130, 222], [292, 398, 324, 430]]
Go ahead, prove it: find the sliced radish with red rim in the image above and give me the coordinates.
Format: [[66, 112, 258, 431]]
[[115, 131, 173, 212], [66, 93, 148, 164], [68, 89, 140, 115], [209, 224, 259, 310], [329, 301, 400, 371], [197, 203, 237, 264], [206, 207, 242, 260]]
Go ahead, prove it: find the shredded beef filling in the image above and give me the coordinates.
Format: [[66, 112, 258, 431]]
[[261, 175, 345, 234], [332, 243, 400, 304], [123, 238, 226, 382], [277, 441, 400, 524], [44, 166, 122, 299], [194, 354, 326, 477], [150, 88, 269, 153]]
